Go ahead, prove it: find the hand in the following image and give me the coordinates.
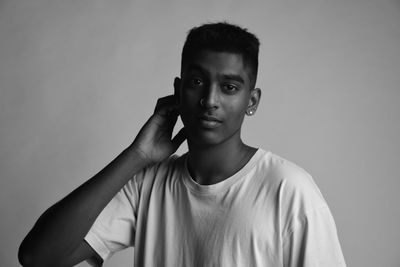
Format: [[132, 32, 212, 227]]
[[129, 95, 186, 164]]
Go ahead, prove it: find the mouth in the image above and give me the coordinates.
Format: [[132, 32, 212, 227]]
[[198, 115, 222, 129]]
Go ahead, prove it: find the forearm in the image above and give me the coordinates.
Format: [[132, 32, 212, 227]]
[[19, 146, 149, 265]]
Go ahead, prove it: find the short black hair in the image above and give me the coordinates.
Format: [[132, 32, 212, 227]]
[[181, 22, 260, 87]]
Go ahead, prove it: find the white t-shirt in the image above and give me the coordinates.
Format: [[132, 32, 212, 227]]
[[85, 149, 346, 266]]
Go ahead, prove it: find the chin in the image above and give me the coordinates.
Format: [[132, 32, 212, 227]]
[[188, 130, 241, 149], [188, 132, 224, 148]]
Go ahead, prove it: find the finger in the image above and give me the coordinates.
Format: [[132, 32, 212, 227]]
[[171, 128, 186, 150], [154, 95, 178, 115], [156, 95, 175, 106], [164, 108, 180, 131]]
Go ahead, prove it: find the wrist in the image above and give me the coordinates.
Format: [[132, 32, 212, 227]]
[[125, 145, 152, 166]]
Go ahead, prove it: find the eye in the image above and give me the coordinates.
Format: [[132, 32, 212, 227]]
[[190, 77, 203, 88], [222, 84, 239, 92]]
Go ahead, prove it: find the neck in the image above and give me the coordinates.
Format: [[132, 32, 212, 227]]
[[187, 136, 256, 185]]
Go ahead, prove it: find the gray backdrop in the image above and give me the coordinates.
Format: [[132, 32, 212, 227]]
[[1, 0, 399, 266]]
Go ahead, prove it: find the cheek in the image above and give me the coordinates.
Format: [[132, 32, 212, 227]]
[[223, 103, 247, 130], [180, 91, 200, 109], [226, 98, 248, 116], [179, 102, 197, 127]]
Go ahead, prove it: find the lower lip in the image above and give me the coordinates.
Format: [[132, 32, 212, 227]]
[[199, 119, 221, 129]]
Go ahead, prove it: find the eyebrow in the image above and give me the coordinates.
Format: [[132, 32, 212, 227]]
[[186, 64, 209, 75], [221, 74, 245, 84], [186, 64, 245, 84]]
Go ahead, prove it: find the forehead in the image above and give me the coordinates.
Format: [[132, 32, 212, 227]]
[[182, 50, 251, 83]]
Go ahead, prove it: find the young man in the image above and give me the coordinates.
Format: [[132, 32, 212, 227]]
[[19, 23, 346, 266]]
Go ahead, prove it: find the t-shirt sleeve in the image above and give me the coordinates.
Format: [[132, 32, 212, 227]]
[[84, 176, 139, 262], [282, 205, 347, 267], [275, 157, 346, 267]]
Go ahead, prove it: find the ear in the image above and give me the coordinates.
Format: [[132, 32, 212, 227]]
[[245, 88, 261, 116], [173, 77, 181, 104]]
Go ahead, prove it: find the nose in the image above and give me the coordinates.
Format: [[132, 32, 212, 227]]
[[201, 83, 219, 109]]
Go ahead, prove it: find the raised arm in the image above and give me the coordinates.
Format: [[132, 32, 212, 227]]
[[18, 95, 185, 267]]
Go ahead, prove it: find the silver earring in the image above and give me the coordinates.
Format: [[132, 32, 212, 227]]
[[247, 109, 254, 115], [200, 98, 205, 106]]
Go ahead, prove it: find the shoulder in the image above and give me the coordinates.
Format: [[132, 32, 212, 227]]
[[257, 151, 309, 180], [255, 150, 329, 221], [132, 154, 186, 190], [260, 151, 334, 235], [257, 151, 324, 201]]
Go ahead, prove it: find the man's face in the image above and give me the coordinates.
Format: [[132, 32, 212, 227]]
[[176, 50, 260, 147]]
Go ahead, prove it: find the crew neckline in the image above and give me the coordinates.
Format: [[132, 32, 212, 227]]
[[181, 148, 270, 195]]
